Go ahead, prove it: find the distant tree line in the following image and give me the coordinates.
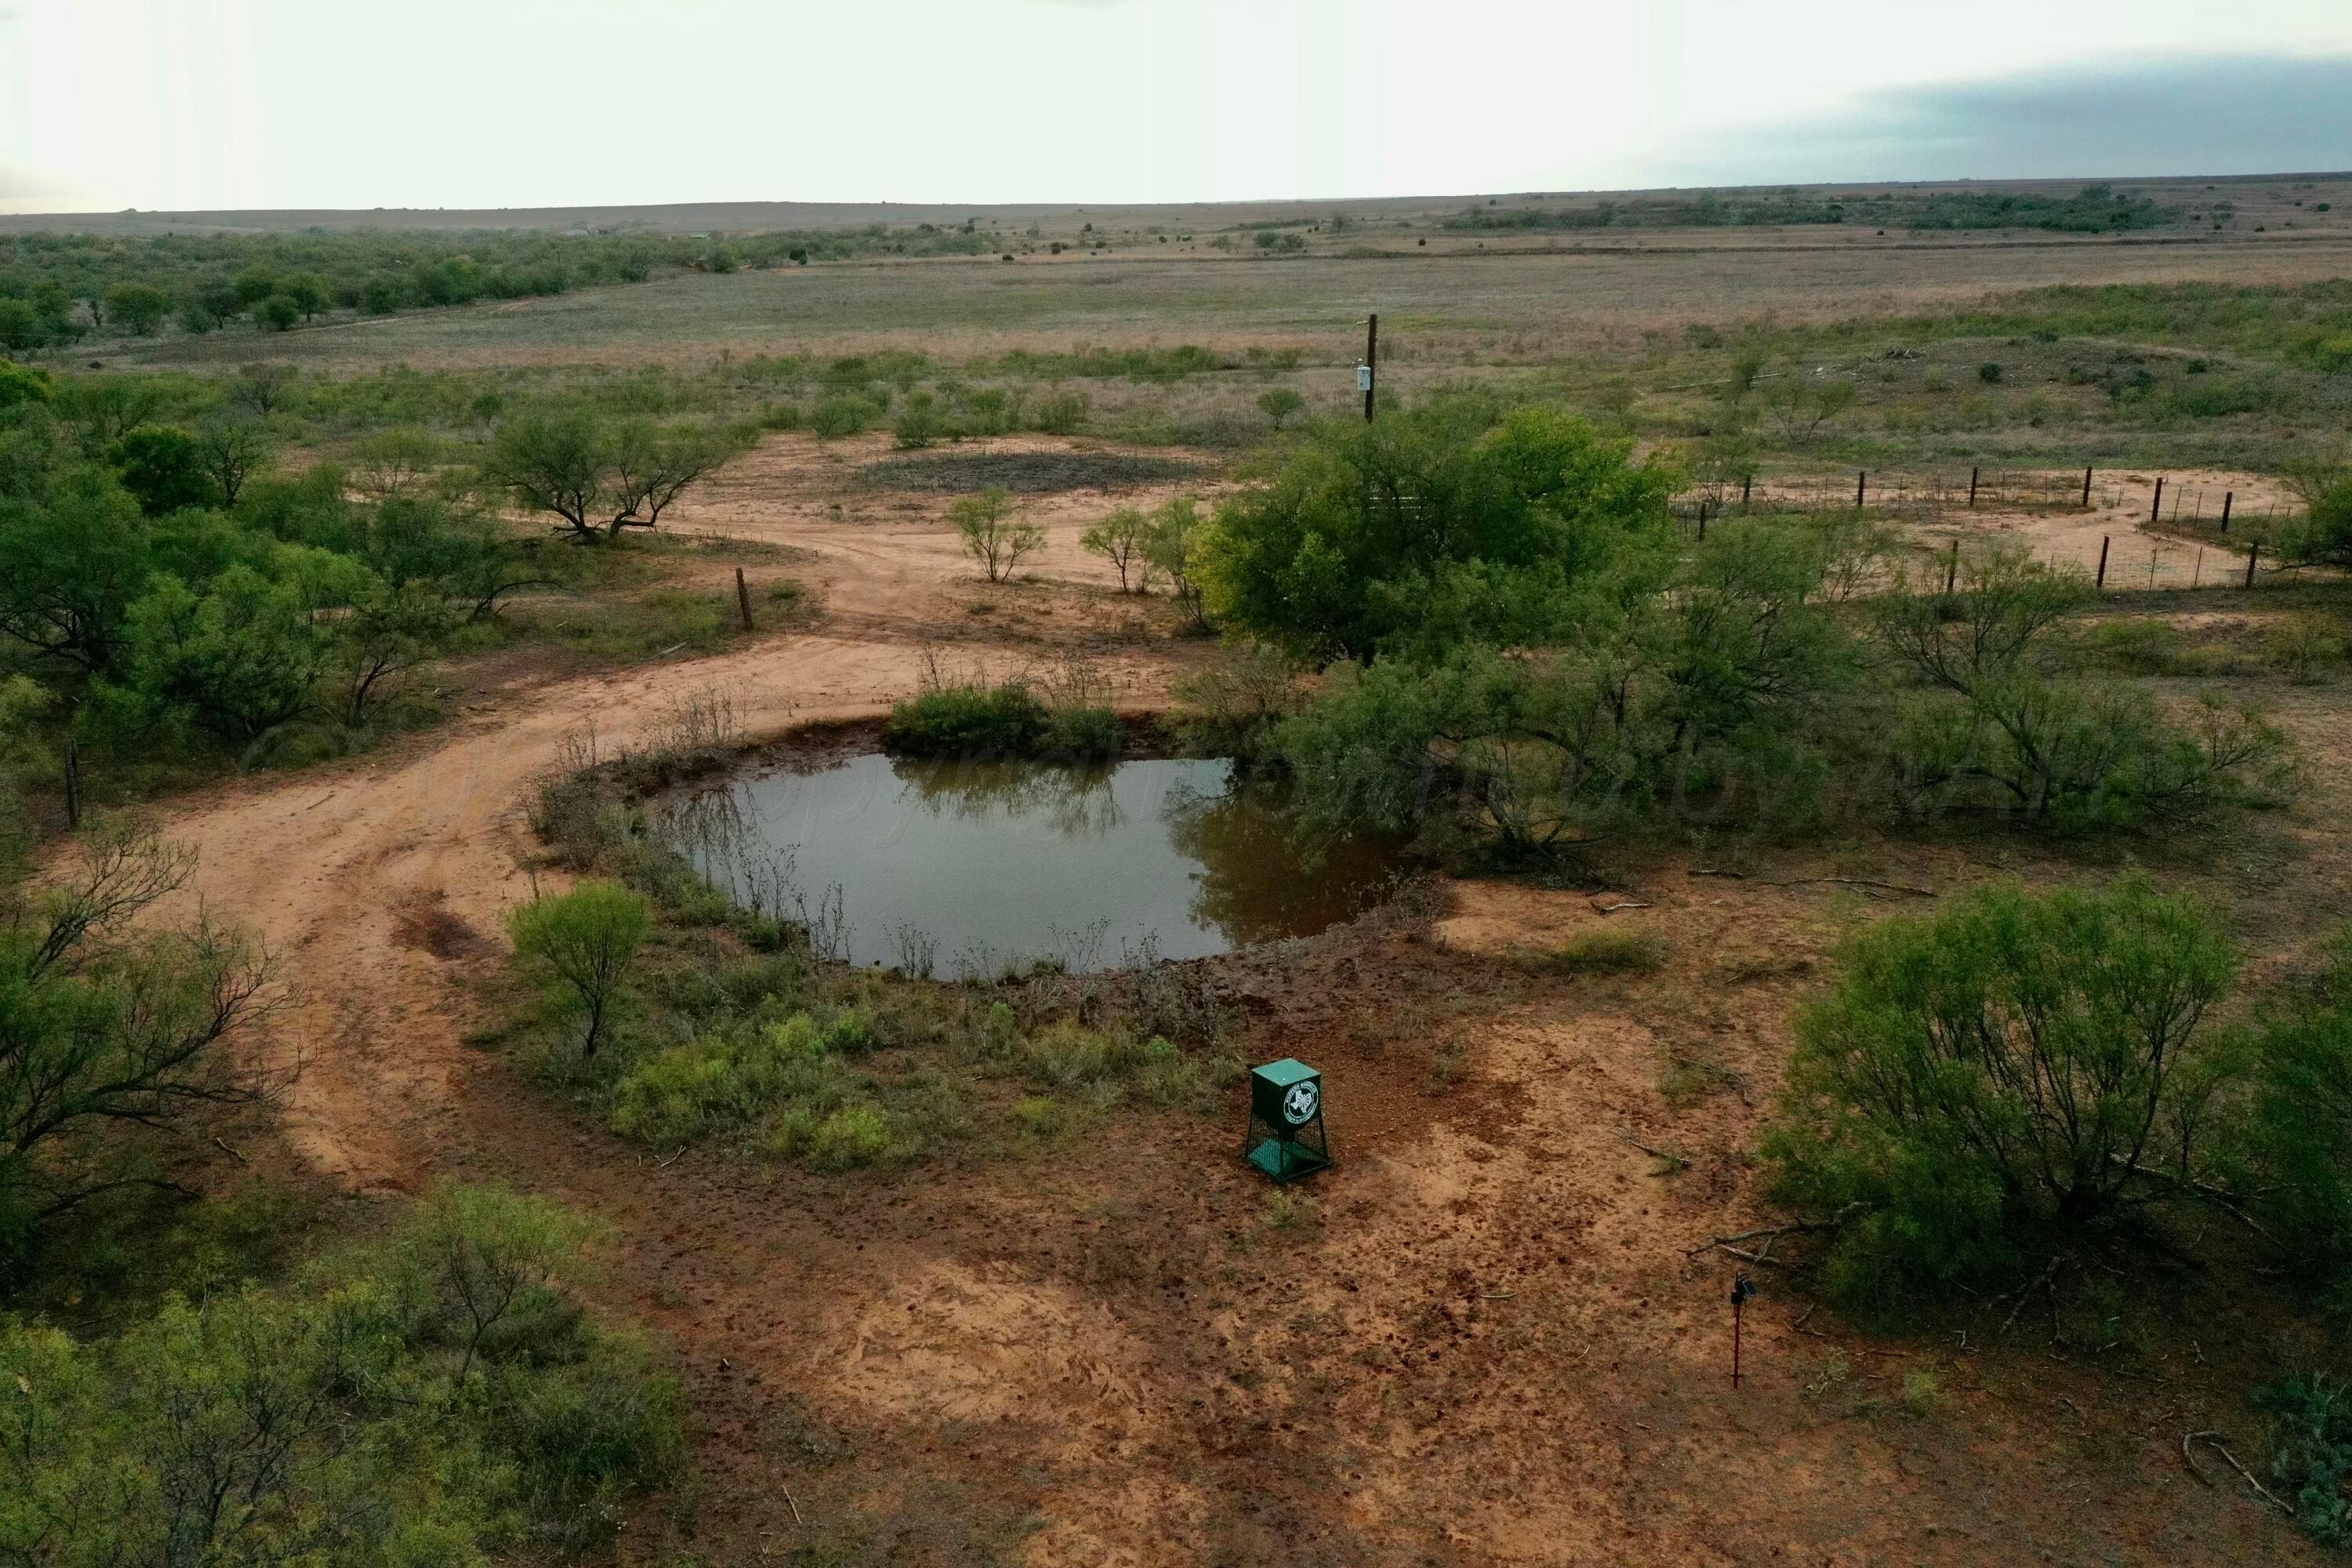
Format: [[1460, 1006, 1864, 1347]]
[[0, 220, 1013, 350], [1446, 185, 2179, 235]]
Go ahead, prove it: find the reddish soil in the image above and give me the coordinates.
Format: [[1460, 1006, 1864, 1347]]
[[126, 434, 2343, 1564]]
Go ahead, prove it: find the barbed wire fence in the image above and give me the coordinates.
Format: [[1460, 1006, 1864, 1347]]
[[1669, 466, 2303, 593]]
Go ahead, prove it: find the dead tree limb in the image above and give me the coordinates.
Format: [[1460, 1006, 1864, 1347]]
[[1621, 1132, 1690, 1174], [1994, 1252, 2071, 1337], [2186, 1431, 2291, 1515], [1686, 1203, 1860, 1266]]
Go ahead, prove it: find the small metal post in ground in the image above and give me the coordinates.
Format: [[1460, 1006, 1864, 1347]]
[[1740, 474, 1751, 509], [2221, 492, 2234, 532], [2151, 477, 2165, 524], [1856, 470, 1867, 509], [1697, 499, 1709, 540], [735, 566, 754, 630], [2096, 535, 2111, 589], [2194, 546, 2205, 588], [1969, 466, 1979, 507], [1944, 539, 1959, 594], [2246, 540, 2260, 590], [1730, 1272, 1756, 1389], [2082, 466, 2093, 507]]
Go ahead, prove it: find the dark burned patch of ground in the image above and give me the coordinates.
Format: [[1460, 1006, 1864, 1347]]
[[858, 449, 1203, 494], [393, 890, 501, 960]]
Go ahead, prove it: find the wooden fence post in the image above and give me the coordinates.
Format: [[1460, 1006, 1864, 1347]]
[[2245, 540, 2260, 590], [1855, 470, 1867, 509], [1944, 539, 1959, 594], [735, 566, 755, 631], [1740, 474, 1751, 509], [1968, 466, 1979, 507], [2096, 535, 2111, 590], [2220, 492, 2233, 532], [1697, 500, 1710, 541]]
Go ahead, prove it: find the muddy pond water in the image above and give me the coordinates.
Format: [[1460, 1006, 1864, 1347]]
[[663, 753, 1406, 977]]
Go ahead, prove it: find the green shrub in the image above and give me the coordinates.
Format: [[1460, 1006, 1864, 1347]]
[[952, 485, 1046, 583], [508, 881, 652, 1056], [881, 682, 1048, 756], [2259, 1374, 2352, 1546], [1043, 703, 1122, 760], [892, 397, 948, 449], [1030, 390, 1089, 435], [1764, 875, 2242, 1308], [2269, 612, 2348, 682], [2249, 927, 2352, 1270], [809, 395, 873, 440], [1978, 361, 2003, 383], [0, 1181, 681, 1566]]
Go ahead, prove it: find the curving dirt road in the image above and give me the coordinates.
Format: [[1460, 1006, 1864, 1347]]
[[150, 433, 1203, 1193]]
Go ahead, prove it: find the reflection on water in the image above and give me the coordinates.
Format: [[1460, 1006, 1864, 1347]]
[[662, 753, 1404, 976]]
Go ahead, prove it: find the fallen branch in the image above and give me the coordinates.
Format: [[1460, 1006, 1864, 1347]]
[[1689, 869, 1935, 898], [2186, 1431, 2291, 1515], [211, 1136, 249, 1167], [1993, 1252, 2071, 1337], [1621, 1133, 1690, 1174], [2110, 1156, 2277, 1244], [1686, 1203, 1860, 1265], [2180, 1430, 2214, 1487], [783, 1485, 804, 1527], [1765, 877, 1936, 898]]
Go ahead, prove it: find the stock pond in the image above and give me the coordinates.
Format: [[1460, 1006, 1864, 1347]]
[[665, 753, 1406, 975]]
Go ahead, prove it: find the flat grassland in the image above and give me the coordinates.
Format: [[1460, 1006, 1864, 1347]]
[[107, 224, 2352, 372], [43, 183, 2352, 1564]]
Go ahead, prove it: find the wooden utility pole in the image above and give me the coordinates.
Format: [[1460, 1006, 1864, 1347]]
[[1362, 313, 1378, 423]]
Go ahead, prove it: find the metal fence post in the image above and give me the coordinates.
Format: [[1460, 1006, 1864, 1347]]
[[2096, 535, 2111, 589], [2220, 492, 2233, 532], [1856, 470, 1866, 509], [1969, 466, 1979, 507], [2245, 540, 2259, 590], [2151, 477, 2164, 524], [2081, 466, 2092, 508]]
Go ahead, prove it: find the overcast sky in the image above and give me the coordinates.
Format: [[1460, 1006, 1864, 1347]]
[[4, 0, 2351, 213]]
